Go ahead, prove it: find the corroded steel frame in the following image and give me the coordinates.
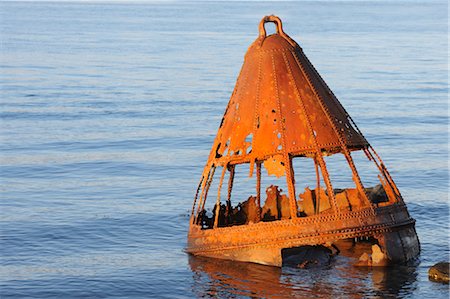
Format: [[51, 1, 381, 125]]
[[187, 15, 419, 267], [188, 204, 419, 266]]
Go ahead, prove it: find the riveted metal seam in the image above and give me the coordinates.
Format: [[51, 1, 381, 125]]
[[291, 50, 374, 215], [188, 218, 415, 253], [271, 52, 298, 218], [282, 51, 340, 218]]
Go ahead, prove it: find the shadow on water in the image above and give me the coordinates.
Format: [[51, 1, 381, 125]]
[[188, 254, 419, 298]]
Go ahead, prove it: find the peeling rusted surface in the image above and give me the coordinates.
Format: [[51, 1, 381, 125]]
[[187, 15, 420, 267]]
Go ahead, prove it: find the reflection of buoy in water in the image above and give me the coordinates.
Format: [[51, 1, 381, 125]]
[[187, 15, 420, 267]]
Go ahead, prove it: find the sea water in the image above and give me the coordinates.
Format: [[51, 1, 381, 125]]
[[0, 1, 448, 298]]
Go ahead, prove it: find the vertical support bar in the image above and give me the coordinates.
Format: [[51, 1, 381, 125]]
[[316, 155, 338, 214], [196, 167, 212, 216], [343, 151, 371, 207], [364, 147, 401, 202], [256, 162, 261, 208], [200, 166, 216, 212], [213, 166, 227, 228], [369, 147, 402, 199], [252, 51, 263, 219], [191, 176, 204, 219], [314, 157, 321, 214], [285, 155, 298, 218], [271, 53, 298, 219], [225, 165, 235, 217]]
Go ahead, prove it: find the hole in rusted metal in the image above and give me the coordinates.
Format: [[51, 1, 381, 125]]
[[245, 133, 253, 143], [215, 143, 222, 158]]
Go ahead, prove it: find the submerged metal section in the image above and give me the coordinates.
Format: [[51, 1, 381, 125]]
[[187, 15, 420, 267]]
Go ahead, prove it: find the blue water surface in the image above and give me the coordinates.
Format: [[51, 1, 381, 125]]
[[0, 1, 448, 298]]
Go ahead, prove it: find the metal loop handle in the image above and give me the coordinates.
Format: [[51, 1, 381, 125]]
[[259, 15, 285, 38]]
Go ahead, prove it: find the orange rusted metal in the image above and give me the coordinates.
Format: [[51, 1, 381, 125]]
[[187, 15, 420, 267]]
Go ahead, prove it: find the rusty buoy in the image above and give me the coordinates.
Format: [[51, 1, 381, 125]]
[[187, 15, 420, 267]]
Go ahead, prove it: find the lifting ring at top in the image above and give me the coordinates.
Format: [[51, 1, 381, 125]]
[[259, 15, 286, 38], [258, 15, 296, 47]]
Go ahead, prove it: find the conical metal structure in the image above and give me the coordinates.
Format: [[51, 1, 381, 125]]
[[213, 19, 367, 160], [187, 16, 419, 267]]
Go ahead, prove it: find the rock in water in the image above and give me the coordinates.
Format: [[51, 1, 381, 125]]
[[428, 262, 449, 284], [371, 244, 388, 266], [355, 244, 388, 267], [358, 252, 371, 266]]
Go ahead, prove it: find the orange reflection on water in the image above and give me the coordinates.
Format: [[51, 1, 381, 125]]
[[189, 249, 419, 298]]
